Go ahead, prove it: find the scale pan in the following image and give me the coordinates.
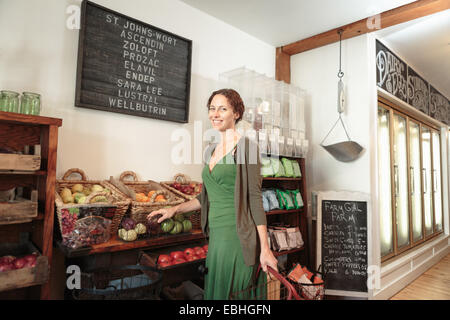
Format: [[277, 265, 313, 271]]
[[322, 141, 364, 162]]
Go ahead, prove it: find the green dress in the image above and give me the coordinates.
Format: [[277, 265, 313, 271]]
[[202, 149, 266, 300]]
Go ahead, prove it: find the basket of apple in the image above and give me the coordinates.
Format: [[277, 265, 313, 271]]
[[160, 173, 202, 201]]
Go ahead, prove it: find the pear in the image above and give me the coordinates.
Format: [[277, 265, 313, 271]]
[[91, 184, 104, 193], [82, 187, 91, 196], [60, 187, 72, 199], [62, 194, 74, 204], [71, 184, 83, 194]]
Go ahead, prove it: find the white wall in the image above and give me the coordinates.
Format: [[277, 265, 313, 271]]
[[290, 34, 373, 199], [0, 0, 275, 181]]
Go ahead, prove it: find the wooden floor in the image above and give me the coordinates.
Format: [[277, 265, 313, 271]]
[[390, 253, 450, 300]]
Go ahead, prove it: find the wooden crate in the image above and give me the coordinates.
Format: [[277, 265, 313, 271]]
[[0, 190, 38, 225], [0, 153, 40, 171], [0, 241, 49, 292]]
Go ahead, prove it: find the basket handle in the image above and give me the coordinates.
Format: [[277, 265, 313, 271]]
[[119, 171, 138, 182], [173, 173, 189, 184], [85, 191, 111, 203], [256, 265, 302, 300], [149, 189, 165, 203], [62, 168, 87, 181]]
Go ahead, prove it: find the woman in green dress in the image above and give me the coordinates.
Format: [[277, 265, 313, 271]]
[[148, 89, 278, 299]]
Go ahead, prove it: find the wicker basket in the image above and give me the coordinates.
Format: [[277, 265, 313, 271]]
[[160, 173, 202, 201], [55, 168, 130, 237], [111, 171, 184, 224]]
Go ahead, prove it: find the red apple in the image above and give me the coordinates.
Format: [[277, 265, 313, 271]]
[[170, 251, 185, 260], [202, 244, 209, 253], [157, 254, 172, 265]]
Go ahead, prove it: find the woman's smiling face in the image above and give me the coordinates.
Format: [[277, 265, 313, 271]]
[[208, 94, 239, 132]]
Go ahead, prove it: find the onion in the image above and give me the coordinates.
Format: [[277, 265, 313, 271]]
[[121, 217, 136, 231], [23, 253, 38, 268], [13, 257, 27, 269], [0, 255, 16, 264], [0, 262, 15, 272]]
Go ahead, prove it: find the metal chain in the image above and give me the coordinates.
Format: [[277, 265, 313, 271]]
[[338, 29, 344, 79]]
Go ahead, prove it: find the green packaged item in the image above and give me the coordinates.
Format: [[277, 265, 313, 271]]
[[292, 161, 302, 178], [271, 158, 286, 177], [281, 158, 294, 177], [291, 190, 304, 208], [281, 190, 295, 210], [261, 157, 274, 177], [275, 189, 286, 209]]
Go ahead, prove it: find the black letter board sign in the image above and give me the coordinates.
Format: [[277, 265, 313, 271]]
[[75, 1, 192, 123], [316, 191, 370, 297], [376, 39, 450, 126]]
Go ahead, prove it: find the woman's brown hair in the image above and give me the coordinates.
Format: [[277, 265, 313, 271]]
[[207, 88, 245, 124]]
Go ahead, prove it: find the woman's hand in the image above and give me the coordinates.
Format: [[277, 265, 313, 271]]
[[147, 206, 178, 224], [260, 248, 278, 273]]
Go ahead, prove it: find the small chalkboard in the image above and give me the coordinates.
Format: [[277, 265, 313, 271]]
[[75, 1, 192, 123], [316, 191, 370, 297]]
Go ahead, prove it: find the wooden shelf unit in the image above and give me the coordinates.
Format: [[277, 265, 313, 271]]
[[263, 156, 309, 268], [0, 111, 62, 299]]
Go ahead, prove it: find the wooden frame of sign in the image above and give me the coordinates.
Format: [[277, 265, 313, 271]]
[[75, 1, 192, 123], [316, 191, 372, 298]]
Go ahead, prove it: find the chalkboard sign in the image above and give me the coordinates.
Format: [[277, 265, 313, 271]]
[[75, 1, 192, 123], [376, 39, 450, 126], [407, 66, 429, 115], [316, 191, 370, 297], [430, 85, 450, 126], [376, 40, 407, 103]]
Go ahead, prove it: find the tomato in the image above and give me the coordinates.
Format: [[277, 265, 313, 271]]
[[198, 252, 207, 259], [158, 261, 172, 268], [172, 258, 186, 265], [193, 246, 204, 255], [157, 254, 172, 265], [184, 248, 195, 257], [170, 251, 185, 260], [202, 244, 208, 252], [185, 255, 196, 262]]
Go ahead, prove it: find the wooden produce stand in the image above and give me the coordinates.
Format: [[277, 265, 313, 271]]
[[0, 111, 62, 299]]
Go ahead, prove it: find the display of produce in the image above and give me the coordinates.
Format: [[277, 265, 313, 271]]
[[0, 252, 38, 272], [169, 182, 202, 196], [117, 217, 148, 241], [161, 173, 202, 201], [156, 245, 208, 268], [59, 184, 111, 204], [61, 213, 112, 249]]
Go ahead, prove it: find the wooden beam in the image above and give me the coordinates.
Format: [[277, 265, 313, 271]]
[[275, 47, 291, 84], [281, 0, 450, 56]]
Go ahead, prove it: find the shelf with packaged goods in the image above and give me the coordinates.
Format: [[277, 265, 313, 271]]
[[272, 246, 305, 257], [263, 177, 302, 181]]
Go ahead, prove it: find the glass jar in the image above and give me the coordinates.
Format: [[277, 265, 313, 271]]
[[21, 92, 41, 115], [0, 90, 20, 113]]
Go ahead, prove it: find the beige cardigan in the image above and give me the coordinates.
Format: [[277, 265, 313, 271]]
[[196, 137, 267, 266]]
